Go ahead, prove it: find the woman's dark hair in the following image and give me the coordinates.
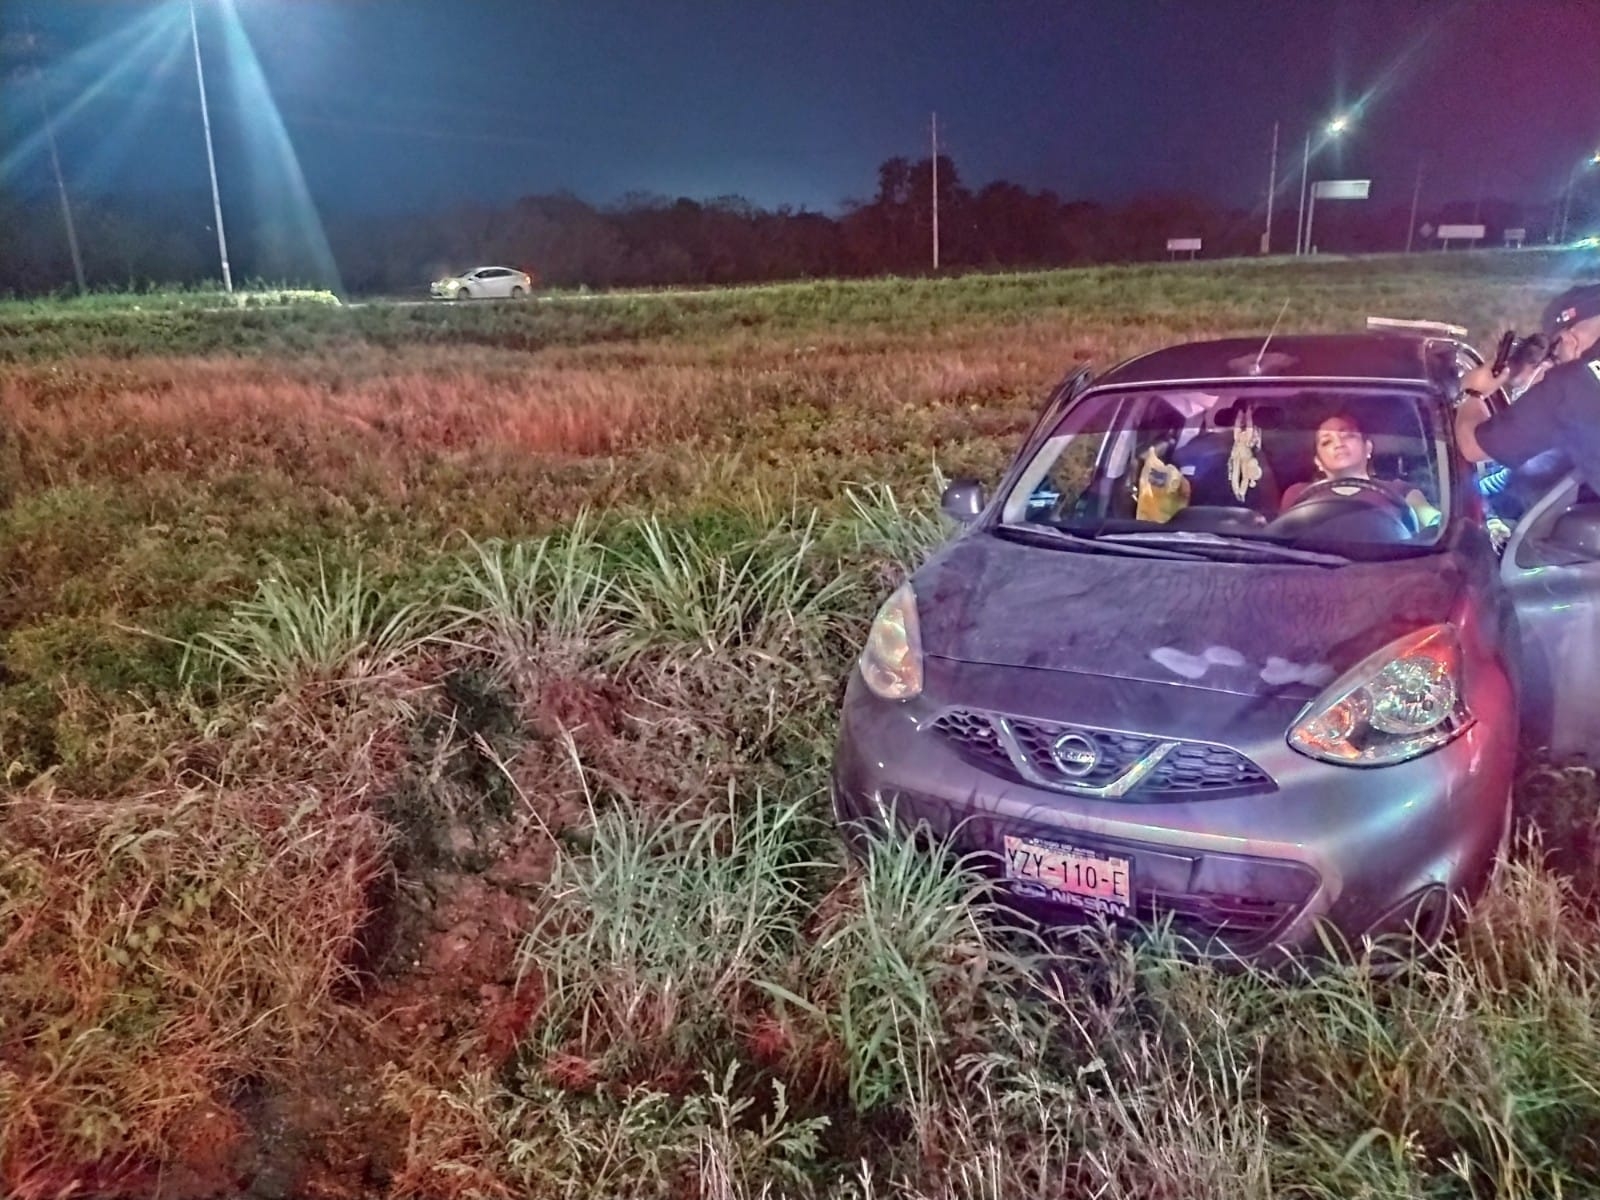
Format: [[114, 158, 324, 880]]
[[1317, 410, 1367, 436]]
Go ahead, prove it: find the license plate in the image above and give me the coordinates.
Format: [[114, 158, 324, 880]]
[[1003, 835, 1133, 919]]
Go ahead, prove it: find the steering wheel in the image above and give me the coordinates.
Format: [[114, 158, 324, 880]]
[[1265, 475, 1418, 541]]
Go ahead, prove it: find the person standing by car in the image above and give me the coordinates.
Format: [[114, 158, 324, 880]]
[[1456, 285, 1600, 488]]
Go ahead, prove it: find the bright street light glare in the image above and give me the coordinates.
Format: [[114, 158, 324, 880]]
[[1326, 116, 1351, 135]]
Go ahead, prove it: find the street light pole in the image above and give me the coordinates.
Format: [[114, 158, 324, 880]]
[[1406, 157, 1424, 254], [1263, 120, 1279, 254], [1560, 154, 1600, 244], [1295, 116, 1350, 255], [930, 111, 939, 272], [189, 0, 232, 293], [1560, 168, 1577, 244], [1296, 130, 1310, 256]]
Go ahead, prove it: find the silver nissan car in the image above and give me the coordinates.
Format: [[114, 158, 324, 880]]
[[833, 322, 1600, 965]]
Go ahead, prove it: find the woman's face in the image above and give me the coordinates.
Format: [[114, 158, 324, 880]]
[[1314, 416, 1370, 478]]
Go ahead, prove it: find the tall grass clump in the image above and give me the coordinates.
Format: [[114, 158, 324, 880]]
[[1076, 845, 1600, 1199], [519, 788, 829, 1072], [605, 513, 858, 661], [770, 824, 1022, 1113], [186, 556, 439, 689], [447, 514, 612, 652], [835, 481, 952, 581], [487, 1063, 829, 1200]]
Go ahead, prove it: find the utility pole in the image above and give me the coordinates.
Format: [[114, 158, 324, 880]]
[[1263, 121, 1279, 254], [1406, 157, 1424, 254], [189, 0, 233, 293], [930, 111, 939, 272], [22, 16, 84, 293]]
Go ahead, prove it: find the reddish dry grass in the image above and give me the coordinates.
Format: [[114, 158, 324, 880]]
[[0, 322, 1141, 500], [0, 679, 420, 1197], [0, 782, 388, 1195], [0, 642, 650, 1197], [2, 354, 725, 491]]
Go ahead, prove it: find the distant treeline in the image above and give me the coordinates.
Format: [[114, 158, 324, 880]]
[[0, 155, 1582, 296]]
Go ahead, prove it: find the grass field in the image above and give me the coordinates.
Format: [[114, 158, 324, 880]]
[[5, 250, 1600, 1199]]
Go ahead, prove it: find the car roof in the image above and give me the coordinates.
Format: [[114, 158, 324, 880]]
[[1091, 333, 1460, 391]]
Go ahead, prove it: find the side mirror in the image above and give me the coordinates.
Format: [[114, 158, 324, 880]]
[[941, 478, 986, 523], [1548, 503, 1600, 559]]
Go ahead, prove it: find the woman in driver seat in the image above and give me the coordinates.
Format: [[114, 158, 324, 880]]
[[1279, 413, 1442, 529]]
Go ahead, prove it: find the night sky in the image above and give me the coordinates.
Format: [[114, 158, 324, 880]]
[[3, 0, 1598, 218]]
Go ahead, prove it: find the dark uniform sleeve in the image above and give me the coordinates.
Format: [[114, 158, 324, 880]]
[[1477, 360, 1600, 470]]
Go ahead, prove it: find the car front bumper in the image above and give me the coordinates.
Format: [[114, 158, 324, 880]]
[[831, 655, 1515, 966]]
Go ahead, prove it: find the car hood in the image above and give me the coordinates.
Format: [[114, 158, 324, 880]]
[[914, 532, 1472, 699]]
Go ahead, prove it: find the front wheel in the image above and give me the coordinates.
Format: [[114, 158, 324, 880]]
[[456, 287, 471, 301]]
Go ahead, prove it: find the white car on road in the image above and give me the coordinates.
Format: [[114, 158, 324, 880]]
[[430, 266, 534, 301]]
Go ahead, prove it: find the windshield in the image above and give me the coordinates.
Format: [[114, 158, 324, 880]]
[[999, 383, 1452, 559]]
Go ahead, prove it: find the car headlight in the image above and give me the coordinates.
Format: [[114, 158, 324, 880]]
[[859, 582, 923, 700], [1289, 624, 1472, 766]]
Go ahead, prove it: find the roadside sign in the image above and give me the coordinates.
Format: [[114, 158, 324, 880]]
[[1166, 237, 1201, 261], [1436, 223, 1485, 251], [1312, 179, 1371, 200], [1505, 227, 1527, 247], [1304, 180, 1371, 254]]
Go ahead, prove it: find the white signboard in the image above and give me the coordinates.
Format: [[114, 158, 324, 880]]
[[1312, 179, 1372, 200], [1436, 224, 1486, 241], [1505, 227, 1527, 246], [1166, 238, 1202, 252]]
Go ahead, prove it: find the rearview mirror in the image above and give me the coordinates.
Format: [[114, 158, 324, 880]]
[[941, 479, 985, 523]]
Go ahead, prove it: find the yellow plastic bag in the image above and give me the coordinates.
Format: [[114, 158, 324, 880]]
[[1135, 445, 1190, 524]]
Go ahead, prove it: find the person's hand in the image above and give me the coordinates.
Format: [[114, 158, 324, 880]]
[[1461, 362, 1510, 397]]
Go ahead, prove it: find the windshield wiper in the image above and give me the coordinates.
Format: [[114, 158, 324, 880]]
[[1097, 530, 1351, 566], [996, 524, 1211, 561]]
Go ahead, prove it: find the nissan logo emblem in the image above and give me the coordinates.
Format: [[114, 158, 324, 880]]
[[1050, 732, 1099, 777]]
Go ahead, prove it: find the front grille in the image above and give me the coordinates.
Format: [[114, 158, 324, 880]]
[[930, 707, 1013, 775], [1006, 721, 1160, 790], [1149, 741, 1275, 796], [929, 708, 1273, 801]]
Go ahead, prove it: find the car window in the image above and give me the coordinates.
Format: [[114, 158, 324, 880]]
[[1001, 384, 1452, 558]]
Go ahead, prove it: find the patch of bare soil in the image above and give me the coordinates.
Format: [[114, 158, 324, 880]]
[[195, 666, 639, 1198]]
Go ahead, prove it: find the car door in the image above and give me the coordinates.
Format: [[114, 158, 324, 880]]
[[1500, 471, 1600, 757], [486, 268, 514, 298]]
